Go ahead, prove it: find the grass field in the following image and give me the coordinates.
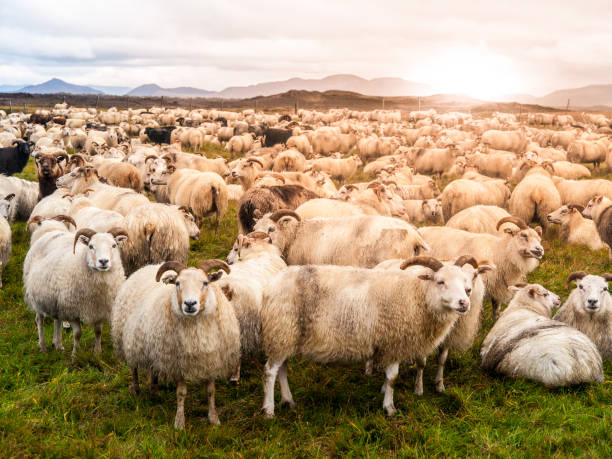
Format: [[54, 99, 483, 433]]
[[0, 158, 611, 457]]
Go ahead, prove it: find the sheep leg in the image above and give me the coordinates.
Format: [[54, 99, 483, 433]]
[[435, 347, 450, 393], [149, 372, 158, 395], [278, 361, 295, 409], [215, 210, 220, 235], [36, 313, 47, 353], [382, 362, 399, 416], [130, 368, 140, 395], [70, 320, 82, 358], [365, 359, 373, 376], [94, 323, 102, 354], [414, 356, 426, 396], [0, 262, 3, 288], [261, 359, 283, 418], [52, 319, 64, 351], [174, 381, 187, 429], [230, 362, 241, 384], [492, 298, 501, 321], [207, 380, 220, 426]]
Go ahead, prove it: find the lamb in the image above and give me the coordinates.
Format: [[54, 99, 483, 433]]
[[237, 185, 319, 234], [446, 205, 510, 234], [401, 199, 444, 224], [554, 272, 612, 359], [480, 283, 604, 386], [219, 232, 287, 381], [111, 260, 240, 428], [0, 140, 33, 176], [440, 178, 510, 220], [509, 166, 561, 229], [583, 195, 612, 258], [547, 205, 607, 251], [0, 193, 14, 287], [375, 256, 493, 393], [260, 256, 479, 417], [419, 216, 543, 319], [308, 155, 363, 181], [552, 177, 612, 207], [253, 210, 429, 267], [23, 227, 128, 356]]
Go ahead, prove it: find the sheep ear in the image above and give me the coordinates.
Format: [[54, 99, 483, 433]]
[[160, 271, 177, 284], [508, 285, 520, 293], [208, 271, 224, 282], [503, 227, 517, 236], [535, 226, 542, 236], [114, 234, 128, 245], [528, 287, 537, 298], [278, 216, 295, 226], [253, 209, 263, 219], [418, 274, 433, 281], [476, 264, 495, 276], [78, 235, 91, 246]]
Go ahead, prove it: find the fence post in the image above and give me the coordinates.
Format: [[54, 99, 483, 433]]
[[9, 99, 11, 113], [24, 103, 26, 114]]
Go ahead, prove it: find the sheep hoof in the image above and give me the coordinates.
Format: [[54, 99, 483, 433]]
[[39, 344, 48, 353], [435, 381, 445, 393], [384, 404, 397, 417], [52, 343, 64, 351], [229, 378, 240, 386], [414, 387, 423, 396], [174, 417, 185, 430], [208, 414, 221, 426], [94, 345, 102, 355], [261, 407, 275, 419], [280, 399, 296, 410]]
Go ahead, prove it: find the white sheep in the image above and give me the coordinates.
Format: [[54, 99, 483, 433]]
[[547, 205, 607, 251], [554, 272, 612, 359], [481, 283, 604, 386], [111, 260, 240, 428], [0, 193, 14, 287], [446, 205, 510, 234]]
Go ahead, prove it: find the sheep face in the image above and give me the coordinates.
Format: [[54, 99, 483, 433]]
[[547, 205, 571, 225], [230, 159, 260, 182], [161, 268, 219, 317], [509, 284, 561, 314], [77, 232, 126, 272], [35, 154, 65, 179], [583, 195, 610, 220], [423, 199, 443, 223], [253, 215, 299, 253], [503, 226, 544, 259], [56, 166, 97, 189], [179, 209, 200, 239], [226, 233, 274, 264], [419, 264, 475, 315], [0, 193, 14, 220], [573, 275, 610, 313]]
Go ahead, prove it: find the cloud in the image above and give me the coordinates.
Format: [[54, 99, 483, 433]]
[[1, 0, 610, 95]]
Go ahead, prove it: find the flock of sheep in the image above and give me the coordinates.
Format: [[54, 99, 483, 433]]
[[0, 103, 611, 429]]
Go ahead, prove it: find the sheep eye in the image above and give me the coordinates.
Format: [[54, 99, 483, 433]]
[[437, 281, 445, 286], [203, 281, 208, 288], [604, 287, 608, 292], [176, 281, 180, 287], [543, 292, 549, 297], [268, 226, 275, 233], [466, 288, 472, 295], [88, 245, 94, 249], [112, 244, 117, 248], [521, 234, 528, 239], [579, 285, 584, 290]]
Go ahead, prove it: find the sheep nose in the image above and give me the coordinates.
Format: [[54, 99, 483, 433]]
[[98, 258, 109, 267], [587, 299, 599, 309], [184, 300, 197, 307]]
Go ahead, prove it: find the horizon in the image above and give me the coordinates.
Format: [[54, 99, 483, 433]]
[[2, 1, 611, 99]]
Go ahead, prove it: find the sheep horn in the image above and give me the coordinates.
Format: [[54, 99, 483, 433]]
[[51, 215, 76, 228], [27, 215, 45, 226], [565, 271, 587, 289], [601, 273, 612, 282], [108, 227, 129, 241], [454, 255, 478, 269], [69, 154, 85, 166], [246, 231, 270, 240], [55, 152, 69, 163], [73, 228, 97, 254], [269, 210, 301, 222], [144, 155, 159, 164], [3, 193, 15, 201], [569, 204, 585, 212], [155, 261, 186, 282], [246, 157, 264, 168], [366, 181, 380, 189], [400, 256, 444, 272], [496, 216, 528, 231], [514, 282, 528, 288], [198, 259, 231, 275]]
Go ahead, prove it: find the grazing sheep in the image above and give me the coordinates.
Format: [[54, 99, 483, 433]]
[[567, 140, 607, 167], [481, 129, 528, 153], [547, 205, 607, 251], [23, 227, 128, 355], [420, 216, 543, 319], [260, 256, 479, 417], [254, 211, 429, 267], [554, 272, 612, 359], [583, 195, 612, 258], [446, 205, 510, 234], [509, 166, 561, 228], [481, 284, 604, 386], [111, 260, 240, 428]]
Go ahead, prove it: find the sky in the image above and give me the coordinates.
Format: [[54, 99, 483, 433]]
[[1, 1, 611, 98]]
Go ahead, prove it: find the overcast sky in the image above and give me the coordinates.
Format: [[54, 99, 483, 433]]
[[1, 1, 610, 96]]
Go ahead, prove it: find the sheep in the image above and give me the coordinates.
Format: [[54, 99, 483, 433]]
[[144, 126, 176, 144], [260, 256, 481, 417], [33, 151, 69, 200], [439, 178, 510, 220], [111, 260, 240, 428], [95, 160, 144, 192], [0, 193, 14, 287], [162, 151, 228, 176], [413, 146, 459, 175], [272, 149, 307, 172], [254, 210, 429, 267], [226, 157, 265, 191], [219, 231, 287, 381], [481, 129, 528, 153], [547, 205, 607, 251], [263, 127, 292, 147], [237, 185, 319, 234], [375, 256, 493, 393], [0, 175, 38, 222], [309, 155, 363, 181], [401, 199, 443, 224], [295, 198, 366, 219], [69, 196, 126, 232], [23, 227, 128, 355], [345, 182, 405, 216], [567, 140, 607, 167], [550, 161, 591, 180], [26, 214, 76, 244], [419, 216, 543, 319], [286, 135, 313, 157], [509, 166, 561, 229], [388, 181, 439, 200], [0, 140, 33, 176], [465, 151, 513, 179], [583, 195, 612, 258], [554, 272, 612, 359], [446, 205, 510, 234], [552, 177, 612, 207], [225, 133, 254, 155], [480, 283, 604, 386]]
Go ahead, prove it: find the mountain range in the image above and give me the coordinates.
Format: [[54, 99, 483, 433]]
[[2, 76, 612, 108]]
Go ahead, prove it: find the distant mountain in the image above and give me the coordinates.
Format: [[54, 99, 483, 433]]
[[126, 83, 216, 98], [90, 85, 132, 95], [0, 84, 24, 93], [217, 74, 434, 99], [18, 78, 103, 95], [501, 85, 612, 108]]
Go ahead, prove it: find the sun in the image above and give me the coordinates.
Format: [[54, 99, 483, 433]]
[[416, 45, 518, 100]]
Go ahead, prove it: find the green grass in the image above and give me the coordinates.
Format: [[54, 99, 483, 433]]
[[0, 161, 611, 457]]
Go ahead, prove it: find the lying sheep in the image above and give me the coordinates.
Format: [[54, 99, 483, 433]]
[[111, 260, 240, 428], [219, 232, 287, 381], [0, 193, 13, 287], [440, 178, 510, 220], [446, 205, 510, 234], [481, 283, 604, 386], [583, 195, 612, 258], [23, 227, 128, 355], [554, 272, 612, 359], [547, 205, 607, 251], [552, 177, 612, 207], [420, 216, 543, 319], [260, 256, 477, 417], [254, 210, 429, 267]]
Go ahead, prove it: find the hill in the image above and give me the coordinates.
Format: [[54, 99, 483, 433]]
[[18, 78, 103, 95]]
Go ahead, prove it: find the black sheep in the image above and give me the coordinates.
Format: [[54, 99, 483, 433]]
[[0, 140, 33, 176], [263, 127, 292, 147], [144, 126, 176, 144]]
